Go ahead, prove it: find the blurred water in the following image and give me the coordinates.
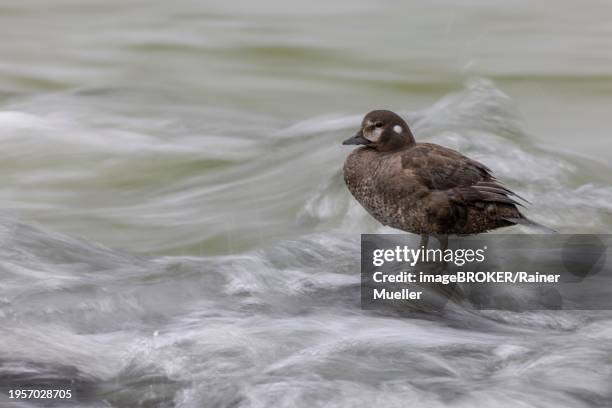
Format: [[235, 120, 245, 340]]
[[1, 1, 612, 407]]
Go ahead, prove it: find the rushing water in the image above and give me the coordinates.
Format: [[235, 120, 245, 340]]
[[1, 1, 612, 407]]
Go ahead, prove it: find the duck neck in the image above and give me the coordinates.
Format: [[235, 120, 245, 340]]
[[378, 128, 416, 152]]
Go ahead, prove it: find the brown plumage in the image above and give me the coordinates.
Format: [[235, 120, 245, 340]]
[[342, 110, 537, 248]]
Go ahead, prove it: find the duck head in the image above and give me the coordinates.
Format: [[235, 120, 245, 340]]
[[342, 110, 415, 152]]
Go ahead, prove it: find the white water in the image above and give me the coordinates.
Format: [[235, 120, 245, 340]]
[[1, 1, 612, 407]]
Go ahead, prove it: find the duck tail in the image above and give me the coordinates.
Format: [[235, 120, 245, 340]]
[[504, 217, 557, 233]]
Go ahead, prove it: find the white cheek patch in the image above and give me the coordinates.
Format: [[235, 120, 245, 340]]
[[366, 127, 383, 142], [393, 125, 402, 134]]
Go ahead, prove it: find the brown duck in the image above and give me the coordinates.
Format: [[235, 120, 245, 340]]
[[342, 110, 545, 249]]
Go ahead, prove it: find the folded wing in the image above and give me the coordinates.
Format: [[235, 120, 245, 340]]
[[402, 143, 526, 208]]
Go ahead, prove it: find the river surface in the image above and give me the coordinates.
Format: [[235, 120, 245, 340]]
[[1, 0, 612, 407]]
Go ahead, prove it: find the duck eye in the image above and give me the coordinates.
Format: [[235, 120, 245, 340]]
[[374, 122, 383, 128]]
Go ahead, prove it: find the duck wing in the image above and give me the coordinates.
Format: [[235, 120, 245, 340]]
[[401, 143, 526, 207]]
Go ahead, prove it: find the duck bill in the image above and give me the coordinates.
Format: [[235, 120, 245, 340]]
[[342, 131, 370, 145]]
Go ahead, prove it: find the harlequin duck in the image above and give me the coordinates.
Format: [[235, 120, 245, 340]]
[[342, 110, 548, 249]]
